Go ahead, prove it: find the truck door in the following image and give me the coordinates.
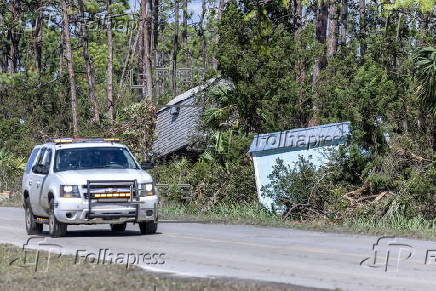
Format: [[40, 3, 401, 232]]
[[30, 148, 52, 216], [23, 146, 41, 196]]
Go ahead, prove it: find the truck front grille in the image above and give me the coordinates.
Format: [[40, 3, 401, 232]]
[[82, 181, 137, 199]]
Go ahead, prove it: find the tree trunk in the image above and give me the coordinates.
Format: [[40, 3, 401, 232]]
[[120, 24, 141, 88], [7, 0, 21, 73], [315, 1, 328, 44], [199, 0, 207, 68], [182, 0, 188, 47], [141, 0, 154, 99], [211, 0, 225, 70], [310, 0, 328, 126], [33, 7, 43, 73], [147, 0, 153, 50], [359, 0, 366, 57], [293, 0, 304, 83], [152, 0, 159, 51], [339, 0, 348, 46], [59, 32, 64, 75], [293, 0, 303, 81], [78, 0, 99, 123], [62, 0, 79, 136], [218, 0, 225, 22], [107, 0, 114, 123], [293, 0, 302, 30], [293, 0, 307, 127], [327, 0, 338, 59], [172, 0, 180, 97], [396, 12, 402, 41]]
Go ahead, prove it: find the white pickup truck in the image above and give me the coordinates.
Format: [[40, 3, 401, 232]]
[[22, 138, 158, 237]]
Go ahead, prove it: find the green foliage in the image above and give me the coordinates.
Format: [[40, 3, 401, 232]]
[[111, 101, 157, 162], [0, 118, 34, 157], [398, 165, 436, 219], [0, 150, 25, 192], [385, 0, 435, 12], [413, 47, 436, 116], [153, 134, 257, 210], [318, 58, 398, 151], [261, 157, 319, 216], [217, 2, 314, 132], [0, 72, 72, 139]]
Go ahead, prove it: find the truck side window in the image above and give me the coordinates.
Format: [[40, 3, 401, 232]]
[[25, 148, 40, 174], [32, 148, 46, 173], [41, 149, 52, 168]]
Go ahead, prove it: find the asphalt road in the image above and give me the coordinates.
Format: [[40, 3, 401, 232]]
[[1, 207, 436, 290]]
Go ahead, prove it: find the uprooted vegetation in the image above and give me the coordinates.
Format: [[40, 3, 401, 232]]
[[154, 129, 434, 230], [261, 134, 435, 224]]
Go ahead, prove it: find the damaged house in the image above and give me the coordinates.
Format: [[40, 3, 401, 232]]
[[152, 78, 227, 159]]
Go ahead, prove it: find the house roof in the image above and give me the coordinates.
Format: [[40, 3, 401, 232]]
[[152, 78, 221, 158], [248, 121, 351, 153], [157, 78, 217, 113]]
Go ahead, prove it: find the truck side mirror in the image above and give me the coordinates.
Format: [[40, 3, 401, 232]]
[[32, 165, 38, 173], [141, 162, 154, 170], [39, 165, 49, 175], [32, 164, 49, 175]]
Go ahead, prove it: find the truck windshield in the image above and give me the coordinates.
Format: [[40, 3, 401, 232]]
[[54, 147, 139, 172]]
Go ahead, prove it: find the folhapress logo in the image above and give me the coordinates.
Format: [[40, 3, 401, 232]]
[[7, 236, 63, 272], [360, 236, 414, 272]]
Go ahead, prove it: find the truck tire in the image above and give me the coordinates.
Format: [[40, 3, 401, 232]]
[[110, 223, 127, 232], [24, 197, 43, 235], [139, 221, 158, 235], [48, 199, 67, 238]]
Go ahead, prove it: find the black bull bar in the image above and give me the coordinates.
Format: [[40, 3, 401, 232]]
[[85, 180, 143, 220]]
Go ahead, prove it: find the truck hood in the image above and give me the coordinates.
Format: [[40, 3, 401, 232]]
[[55, 168, 152, 185]]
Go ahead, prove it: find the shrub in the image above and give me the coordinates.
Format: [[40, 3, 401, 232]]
[[110, 101, 156, 162], [0, 117, 35, 157], [261, 157, 325, 217], [397, 165, 436, 220], [0, 150, 25, 193], [153, 154, 257, 209]]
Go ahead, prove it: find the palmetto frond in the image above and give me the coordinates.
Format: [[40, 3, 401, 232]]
[[413, 47, 436, 116]]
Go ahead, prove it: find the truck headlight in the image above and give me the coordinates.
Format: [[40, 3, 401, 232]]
[[60, 185, 80, 198], [139, 183, 155, 196]]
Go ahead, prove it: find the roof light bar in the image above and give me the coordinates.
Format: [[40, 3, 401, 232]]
[[52, 138, 121, 144]]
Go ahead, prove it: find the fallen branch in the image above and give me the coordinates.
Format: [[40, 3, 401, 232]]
[[355, 191, 394, 203], [410, 152, 432, 163], [391, 145, 432, 163], [343, 183, 369, 198], [282, 203, 310, 220]]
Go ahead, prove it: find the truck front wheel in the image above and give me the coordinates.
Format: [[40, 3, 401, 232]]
[[48, 199, 67, 237], [110, 223, 127, 232], [139, 221, 158, 235]]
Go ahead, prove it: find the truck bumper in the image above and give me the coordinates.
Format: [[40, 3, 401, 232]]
[[54, 196, 158, 224]]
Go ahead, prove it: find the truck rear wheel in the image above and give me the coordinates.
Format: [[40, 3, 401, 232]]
[[48, 199, 67, 238], [110, 223, 127, 232], [139, 221, 157, 235], [24, 197, 43, 235]]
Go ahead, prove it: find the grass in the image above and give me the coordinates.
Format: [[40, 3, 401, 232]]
[[160, 200, 436, 241], [0, 191, 22, 207], [0, 244, 311, 290]]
